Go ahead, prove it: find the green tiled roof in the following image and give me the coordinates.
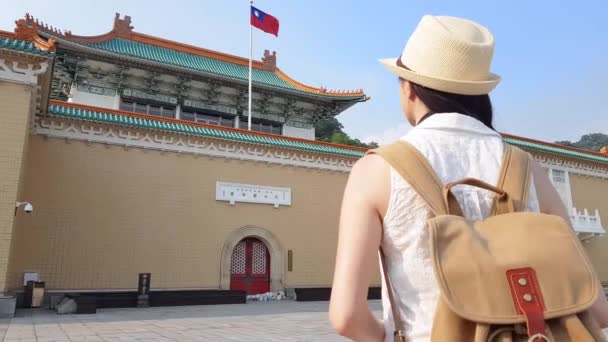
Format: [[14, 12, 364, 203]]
[[0, 37, 54, 56], [47, 103, 365, 158], [45, 103, 607, 163], [84, 39, 358, 98], [504, 137, 608, 163]]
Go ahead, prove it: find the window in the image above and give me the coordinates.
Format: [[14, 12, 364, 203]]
[[148, 105, 161, 116], [181, 111, 195, 122], [180, 110, 234, 127], [134, 102, 147, 114], [239, 119, 282, 135], [119, 99, 175, 118], [549, 169, 572, 209], [552, 169, 567, 184]]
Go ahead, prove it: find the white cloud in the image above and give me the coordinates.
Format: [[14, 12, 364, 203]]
[[362, 122, 411, 146]]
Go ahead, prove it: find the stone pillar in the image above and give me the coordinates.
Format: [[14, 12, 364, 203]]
[[0, 56, 49, 293], [113, 91, 121, 110], [175, 104, 181, 120]]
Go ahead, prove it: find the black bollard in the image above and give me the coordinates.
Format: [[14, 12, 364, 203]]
[[137, 273, 151, 308]]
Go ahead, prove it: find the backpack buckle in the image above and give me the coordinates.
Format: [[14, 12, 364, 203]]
[[506, 268, 548, 340], [528, 333, 550, 341], [393, 329, 406, 342]]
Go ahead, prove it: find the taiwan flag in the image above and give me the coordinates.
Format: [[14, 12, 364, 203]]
[[251, 6, 279, 37]]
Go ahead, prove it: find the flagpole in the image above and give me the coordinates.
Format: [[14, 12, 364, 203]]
[[248, 1, 253, 131]]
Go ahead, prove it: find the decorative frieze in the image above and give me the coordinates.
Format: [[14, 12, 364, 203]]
[[216, 182, 291, 208], [204, 82, 221, 105], [533, 153, 608, 179], [87, 68, 109, 80], [0, 59, 48, 85], [232, 88, 247, 113], [281, 98, 296, 118], [30, 117, 608, 177], [175, 77, 191, 99], [50, 59, 75, 101], [34, 118, 356, 172], [256, 93, 273, 114]]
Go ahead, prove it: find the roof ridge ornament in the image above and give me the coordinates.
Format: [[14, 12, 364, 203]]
[[262, 50, 277, 71], [113, 13, 134, 38], [14, 17, 56, 52], [24, 13, 63, 36]]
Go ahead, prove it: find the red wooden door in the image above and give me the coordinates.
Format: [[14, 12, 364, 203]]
[[230, 238, 270, 294]]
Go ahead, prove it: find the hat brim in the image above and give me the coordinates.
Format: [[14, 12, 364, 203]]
[[379, 58, 501, 95]]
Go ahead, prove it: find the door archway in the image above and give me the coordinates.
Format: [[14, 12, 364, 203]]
[[229, 237, 270, 294], [220, 226, 284, 292]]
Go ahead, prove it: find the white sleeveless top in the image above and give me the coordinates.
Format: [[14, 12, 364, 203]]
[[381, 113, 540, 342]]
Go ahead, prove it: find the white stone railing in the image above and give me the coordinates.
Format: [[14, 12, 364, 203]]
[[571, 207, 605, 235]]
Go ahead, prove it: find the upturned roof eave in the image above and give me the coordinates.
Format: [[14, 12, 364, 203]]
[[48, 35, 367, 105]]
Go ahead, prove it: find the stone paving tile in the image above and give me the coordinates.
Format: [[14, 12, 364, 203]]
[[2, 300, 382, 341]]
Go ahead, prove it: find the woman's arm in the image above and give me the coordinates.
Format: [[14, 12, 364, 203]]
[[532, 162, 608, 327], [329, 154, 390, 341]]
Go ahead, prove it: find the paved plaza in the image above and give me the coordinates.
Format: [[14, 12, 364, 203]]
[[0, 300, 382, 341]]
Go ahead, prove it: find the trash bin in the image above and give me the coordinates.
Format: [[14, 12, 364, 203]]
[[24, 281, 45, 308], [0, 296, 16, 318]]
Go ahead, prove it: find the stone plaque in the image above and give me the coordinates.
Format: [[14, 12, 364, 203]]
[[123, 89, 177, 105], [183, 99, 237, 116], [216, 182, 291, 208]]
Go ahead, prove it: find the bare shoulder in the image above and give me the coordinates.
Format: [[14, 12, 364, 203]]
[[345, 154, 391, 215], [348, 154, 390, 185], [351, 153, 389, 173]]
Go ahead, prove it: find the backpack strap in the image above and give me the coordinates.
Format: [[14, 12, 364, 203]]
[[367, 141, 532, 337], [368, 141, 460, 340], [379, 257, 406, 341], [369, 141, 453, 217], [493, 144, 533, 214]]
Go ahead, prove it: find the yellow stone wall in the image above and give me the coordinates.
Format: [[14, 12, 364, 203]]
[[7, 129, 608, 292], [8, 135, 382, 291], [569, 174, 608, 282], [0, 82, 34, 293]]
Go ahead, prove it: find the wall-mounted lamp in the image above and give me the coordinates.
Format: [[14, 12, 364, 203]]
[[15, 202, 33, 216]]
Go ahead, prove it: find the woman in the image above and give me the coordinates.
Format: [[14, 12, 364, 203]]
[[329, 15, 608, 341]]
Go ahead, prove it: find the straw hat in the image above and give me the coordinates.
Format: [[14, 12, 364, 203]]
[[380, 15, 501, 95]]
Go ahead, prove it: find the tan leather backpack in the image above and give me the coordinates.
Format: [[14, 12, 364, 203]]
[[370, 141, 605, 342]]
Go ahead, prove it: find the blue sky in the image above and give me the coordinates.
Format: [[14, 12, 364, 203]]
[[3, 0, 606, 144]]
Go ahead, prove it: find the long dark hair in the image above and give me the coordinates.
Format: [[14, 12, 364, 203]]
[[399, 78, 494, 130]]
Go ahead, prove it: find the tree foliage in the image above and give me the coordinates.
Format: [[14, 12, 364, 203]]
[[314, 118, 378, 149], [555, 133, 608, 152]]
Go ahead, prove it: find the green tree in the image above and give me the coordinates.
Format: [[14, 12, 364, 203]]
[[555, 140, 574, 147], [330, 132, 350, 145], [555, 133, 608, 152], [315, 117, 343, 140], [315, 118, 378, 149], [367, 141, 380, 149]]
